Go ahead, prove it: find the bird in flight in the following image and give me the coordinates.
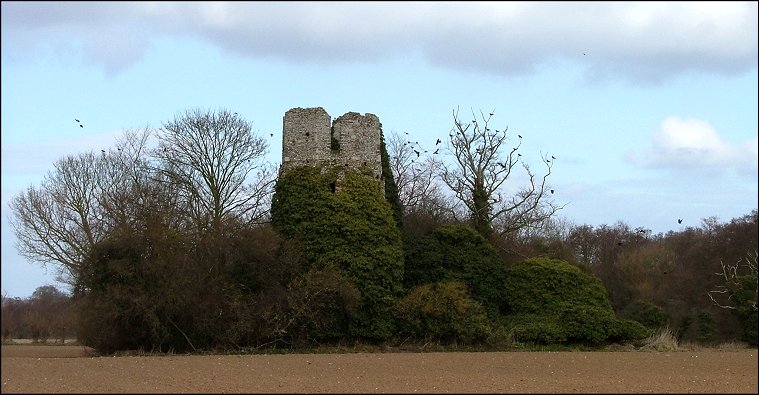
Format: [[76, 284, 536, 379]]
[[677, 218, 683, 224], [436, 138, 441, 145], [550, 189, 554, 194], [80, 124, 84, 128], [75, 118, 80, 123], [551, 155, 556, 160], [433, 148, 439, 155], [518, 134, 522, 139]]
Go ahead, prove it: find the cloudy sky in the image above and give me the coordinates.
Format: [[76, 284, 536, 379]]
[[2, 1, 757, 298]]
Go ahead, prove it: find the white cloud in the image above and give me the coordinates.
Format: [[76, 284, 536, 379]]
[[1, 1, 757, 81], [628, 116, 758, 175]]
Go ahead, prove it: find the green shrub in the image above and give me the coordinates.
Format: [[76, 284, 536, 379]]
[[394, 281, 491, 343], [696, 310, 717, 344], [505, 314, 567, 344], [559, 304, 618, 343], [609, 319, 653, 343], [403, 224, 508, 317], [503, 258, 612, 315], [502, 258, 649, 345], [621, 300, 668, 330], [731, 275, 758, 346]]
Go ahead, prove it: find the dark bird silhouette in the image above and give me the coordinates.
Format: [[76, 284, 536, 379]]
[[433, 149, 439, 155], [404, 131, 409, 135], [518, 134, 522, 138], [617, 242, 623, 246], [517, 153, 522, 156], [678, 218, 683, 224], [80, 124, 83, 128], [75, 119, 80, 123], [101, 149, 106, 154], [550, 189, 554, 194], [414, 150, 420, 157], [551, 155, 556, 160], [489, 112, 494, 116], [436, 138, 441, 145], [270, 133, 274, 137]]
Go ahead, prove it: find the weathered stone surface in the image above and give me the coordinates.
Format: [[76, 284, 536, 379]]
[[281, 107, 383, 189]]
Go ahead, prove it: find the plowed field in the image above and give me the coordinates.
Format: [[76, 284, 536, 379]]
[[1, 345, 756, 393]]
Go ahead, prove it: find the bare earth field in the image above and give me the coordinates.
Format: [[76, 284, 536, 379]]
[[1, 344, 757, 393]]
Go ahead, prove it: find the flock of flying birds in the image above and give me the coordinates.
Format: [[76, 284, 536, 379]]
[[75, 114, 685, 230]]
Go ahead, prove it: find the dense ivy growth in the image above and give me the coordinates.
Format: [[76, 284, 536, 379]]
[[380, 130, 404, 230], [270, 165, 404, 341]]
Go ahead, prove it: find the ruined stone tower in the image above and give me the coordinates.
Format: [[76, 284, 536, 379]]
[[281, 107, 383, 189]]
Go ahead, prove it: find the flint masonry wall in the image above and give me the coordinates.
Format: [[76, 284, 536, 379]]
[[281, 107, 383, 189]]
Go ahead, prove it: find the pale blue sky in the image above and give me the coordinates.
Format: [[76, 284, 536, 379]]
[[2, 1, 757, 298]]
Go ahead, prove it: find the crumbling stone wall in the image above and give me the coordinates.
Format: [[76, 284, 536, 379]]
[[281, 107, 383, 188]]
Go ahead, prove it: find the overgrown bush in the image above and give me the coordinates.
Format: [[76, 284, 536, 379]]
[[621, 300, 668, 330], [728, 275, 758, 346], [502, 258, 651, 345], [403, 224, 509, 318], [696, 310, 717, 344], [286, 266, 362, 346], [75, 231, 171, 353], [505, 313, 567, 344], [394, 281, 491, 343]]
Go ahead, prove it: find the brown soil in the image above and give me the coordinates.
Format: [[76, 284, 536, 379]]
[[1, 344, 757, 393]]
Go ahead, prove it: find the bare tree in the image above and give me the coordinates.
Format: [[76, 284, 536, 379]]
[[709, 250, 758, 312], [440, 107, 563, 238], [10, 152, 108, 286], [152, 108, 274, 233], [387, 131, 453, 219], [9, 127, 174, 289]]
